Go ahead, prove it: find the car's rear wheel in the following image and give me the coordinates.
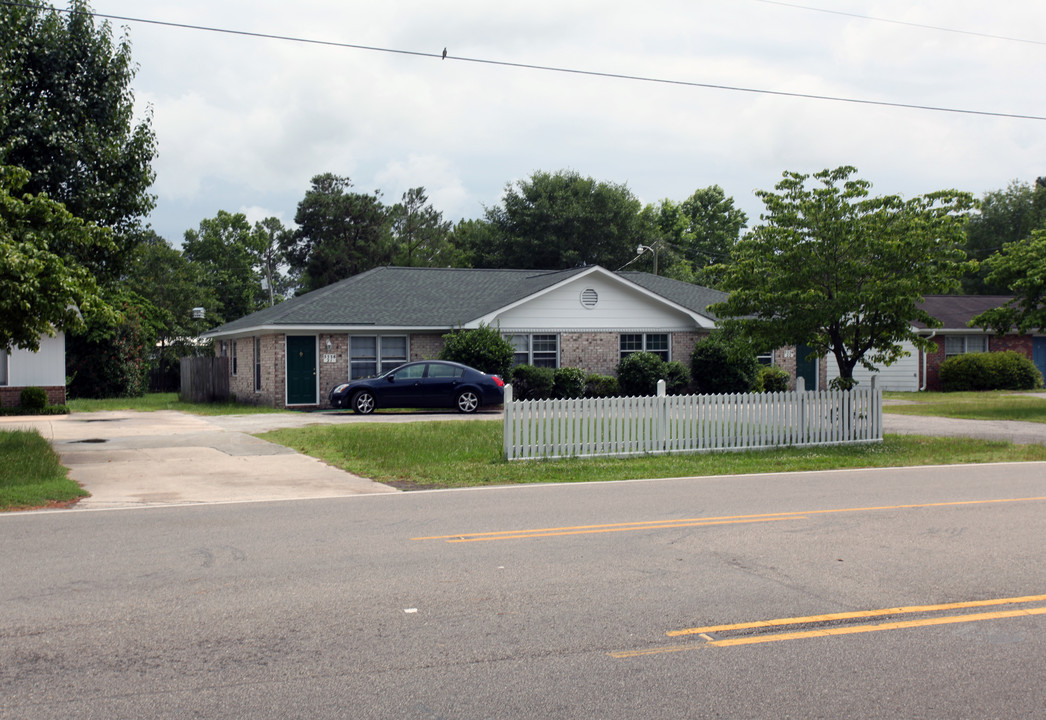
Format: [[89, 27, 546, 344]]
[[455, 390, 479, 413], [352, 390, 376, 414]]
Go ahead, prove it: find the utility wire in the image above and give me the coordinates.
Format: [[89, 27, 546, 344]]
[[7, 0, 1046, 122], [751, 0, 1046, 47]]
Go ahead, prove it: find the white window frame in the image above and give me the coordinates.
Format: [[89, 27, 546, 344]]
[[944, 335, 988, 358], [619, 333, 670, 362], [348, 335, 409, 380], [505, 334, 559, 368]]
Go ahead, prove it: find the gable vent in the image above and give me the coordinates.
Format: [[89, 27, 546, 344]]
[[580, 288, 599, 309]]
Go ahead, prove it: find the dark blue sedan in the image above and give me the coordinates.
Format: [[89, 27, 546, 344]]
[[329, 360, 505, 414]]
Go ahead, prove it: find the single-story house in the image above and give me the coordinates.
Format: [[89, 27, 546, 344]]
[[0, 333, 68, 408], [201, 265, 725, 409], [801, 295, 1046, 391]]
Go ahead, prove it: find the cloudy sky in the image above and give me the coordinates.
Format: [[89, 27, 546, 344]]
[[65, 1, 1046, 244]]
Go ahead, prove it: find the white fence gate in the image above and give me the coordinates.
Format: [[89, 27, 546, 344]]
[[503, 378, 882, 461]]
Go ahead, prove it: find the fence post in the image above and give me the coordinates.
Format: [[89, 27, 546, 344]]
[[795, 376, 806, 443], [657, 379, 667, 452], [503, 383, 514, 460]]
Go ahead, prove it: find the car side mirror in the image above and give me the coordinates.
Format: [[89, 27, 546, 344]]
[[386, 375, 396, 383]]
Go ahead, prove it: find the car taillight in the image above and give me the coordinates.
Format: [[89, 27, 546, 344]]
[[493, 375, 505, 387]]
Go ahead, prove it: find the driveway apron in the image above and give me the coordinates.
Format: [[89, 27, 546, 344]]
[[4, 410, 399, 510]]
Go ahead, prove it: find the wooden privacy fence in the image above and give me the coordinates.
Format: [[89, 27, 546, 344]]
[[503, 377, 882, 461], [179, 356, 230, 403]]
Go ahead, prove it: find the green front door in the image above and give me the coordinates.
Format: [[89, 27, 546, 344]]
[[796, 343, 817, 391], [286, 335, 317, 405]]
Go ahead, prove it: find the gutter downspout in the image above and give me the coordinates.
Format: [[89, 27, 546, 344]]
[[920, 331, 936, 391]]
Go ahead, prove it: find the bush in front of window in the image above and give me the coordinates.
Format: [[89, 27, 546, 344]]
[[755, 365, 790, 393], [689, 334, 758, 395], [663, 361, 692, 395], [617, 351, 665, 396], [584, 373, 619, 398], [439, 323, 515, 378], [940, 351, 1044, 391], [510, 365, 555, 400], [552, 367, 586, 399]]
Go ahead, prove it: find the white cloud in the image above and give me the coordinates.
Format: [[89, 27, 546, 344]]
[[72, 0, 1046, 242]]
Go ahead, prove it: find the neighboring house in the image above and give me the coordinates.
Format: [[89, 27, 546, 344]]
[[808, 295, 1046, 392], [914, 295, 1046, 391], [0, 333, 67, 408], [201, 266, 724, 409]]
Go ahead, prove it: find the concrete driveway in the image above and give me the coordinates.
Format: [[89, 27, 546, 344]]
[[3, 410, 429, 510]]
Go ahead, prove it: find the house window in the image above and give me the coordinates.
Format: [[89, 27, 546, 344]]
[[231, 340, 238, 376], [944, 335, 988, 358], [254, 337, 262, 392], [0, 349, 7, 386], [349, 335, 408, 379], [506, 334, 559, 368], [757, 351, 774, 366], [620, 333, 670, 362]]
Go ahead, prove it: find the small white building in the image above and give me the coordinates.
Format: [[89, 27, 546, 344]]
[[0, 333, 67, 407]]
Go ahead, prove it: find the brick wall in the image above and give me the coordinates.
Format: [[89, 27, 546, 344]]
[[559, 332, 619, 375], [317, 333, 349, 408], [0, 386, 66, 408], [410, 333, 445, 361]]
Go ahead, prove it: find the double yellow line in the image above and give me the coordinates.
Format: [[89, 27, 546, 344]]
[[610, 594, 1046, 658], [414, 496, 1046, 543]]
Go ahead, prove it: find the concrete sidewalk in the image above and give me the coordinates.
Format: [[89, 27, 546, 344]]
[[3, 410, 403, 510]]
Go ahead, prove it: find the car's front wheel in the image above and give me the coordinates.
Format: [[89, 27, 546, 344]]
[[455, 390, 479, 413], [352, 390, 376, 414]]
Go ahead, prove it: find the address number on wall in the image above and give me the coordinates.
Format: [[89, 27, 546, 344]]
[[322, 353, 338, 363]]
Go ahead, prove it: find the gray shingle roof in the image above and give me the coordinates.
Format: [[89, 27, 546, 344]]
[[915, 295, 1014, 330], [203, 266, 723, 337]]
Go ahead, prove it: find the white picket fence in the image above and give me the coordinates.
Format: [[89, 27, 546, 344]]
[[503, 377, 882, 461]]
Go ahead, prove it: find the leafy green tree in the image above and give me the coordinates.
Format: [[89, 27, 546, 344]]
[[67, 288, 159, 398], [283, 173, 393, 292], [182, 211, 266, 324], [0, 165, 113, 352], [0, 0, 156, 279], [125, 231, 214, 347], [449, 218, 497, 268], [711, 167, 975, 383], [654, 186, 747, 286], [478, 170, 646, 270], [251, 216, 292, 305], [390, 187, 456, 267], [963, 178, 1046, 294], [971, 228, 1046, 333]]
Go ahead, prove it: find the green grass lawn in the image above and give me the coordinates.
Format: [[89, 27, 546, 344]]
[[258, 421, 1046, 490], [67, 392, 291, 416], [0, 429, 88, 511], [884, 391, 1046, 424]]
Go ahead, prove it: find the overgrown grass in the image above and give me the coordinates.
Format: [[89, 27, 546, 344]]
[[67, 392, 291, 416], [884, 391, 1046, 424], [0, 430, 88, 510], [258, 421, 1046, 490]]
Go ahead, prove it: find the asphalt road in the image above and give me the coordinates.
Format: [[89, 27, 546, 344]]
[[3, 462, 1046, 719]]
